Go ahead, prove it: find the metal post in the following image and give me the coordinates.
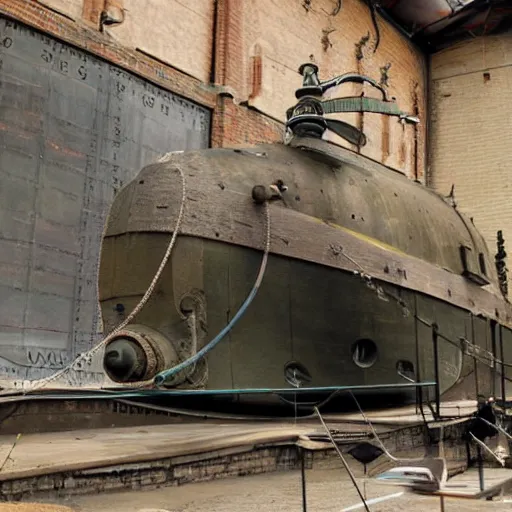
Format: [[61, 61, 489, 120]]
[[432, 324, 441, 418], [363, 464, 367, 500], [414, 295, 422, 415], [491, 320, 497, 398], [301, 448, 307, 512], [500, 325, 506, 406], [314, 407, 371, 512], [477, 444, 485, 492]]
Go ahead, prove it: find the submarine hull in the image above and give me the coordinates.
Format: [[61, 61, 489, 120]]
[[98, 140, 512, 408], [100, 233, 497, 408]]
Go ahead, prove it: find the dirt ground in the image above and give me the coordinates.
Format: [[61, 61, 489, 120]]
[[0, 505, 74, 512], [35, 466, 512, 512]]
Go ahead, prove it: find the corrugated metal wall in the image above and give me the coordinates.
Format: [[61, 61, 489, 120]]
[[0, 17, 211, 379]]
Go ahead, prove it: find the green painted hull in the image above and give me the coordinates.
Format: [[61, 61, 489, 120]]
[[98, 139, 512, 409]]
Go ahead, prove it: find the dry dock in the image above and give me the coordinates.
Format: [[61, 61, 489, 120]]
[[0, 400, 487, 500]]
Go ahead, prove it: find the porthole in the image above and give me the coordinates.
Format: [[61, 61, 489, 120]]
[[396, 360, 415, 382], [352, 339, 378, 368], [284, 361, 312, 388]]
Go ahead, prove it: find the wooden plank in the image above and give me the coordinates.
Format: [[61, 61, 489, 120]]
[[435, 468, 512, 499]]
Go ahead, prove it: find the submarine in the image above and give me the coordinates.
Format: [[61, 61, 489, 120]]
[[98, 63, 512, 412]]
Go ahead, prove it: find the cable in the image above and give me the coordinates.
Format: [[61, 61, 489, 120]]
[[368, 0, 380, 52], [153, 201, 271, 386], [276, 389, 342, 410], [349, 391, 428, 463], [25, 154, 187, 391], [314, 406, 371, 512], [477, 416, 512, 443], [0, 382, 435, 403], [469, 432, 505, 466]]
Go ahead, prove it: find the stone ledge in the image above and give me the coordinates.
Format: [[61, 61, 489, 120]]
[[0, 444, 332, 501]]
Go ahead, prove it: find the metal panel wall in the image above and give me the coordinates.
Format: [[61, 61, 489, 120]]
[[0, 17, 210, 379]]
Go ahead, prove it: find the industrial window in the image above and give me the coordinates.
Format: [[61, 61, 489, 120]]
[[478, 252, 487, 276], [459, 245, 489, 286], [352, 339, 378, 368]]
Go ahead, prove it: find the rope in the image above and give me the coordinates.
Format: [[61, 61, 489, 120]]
[[470, 432, 505, 466], [153, 201, 271, 386], [349, 391, 428, 463], [25, 155, 187, 391]]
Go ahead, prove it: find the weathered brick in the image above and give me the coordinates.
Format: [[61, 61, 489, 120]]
[[0, 0, 217, 109], [105, 0, 215, 84], [0, 0, 426, 179], [212, 96, 283, 148], [213, 0, 426, 178], [430, 34, 512, 283], [37, 0, 83, 20]]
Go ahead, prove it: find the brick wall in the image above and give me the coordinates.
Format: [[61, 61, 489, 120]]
[[214, 0, 427, 178], [2, 0, 426, 178], [104, 0, 215, 83], [0, 0, 217, 109], [429, 35, 512, 277], [36, 0, 83, 20], [211, 97, 283, 148]]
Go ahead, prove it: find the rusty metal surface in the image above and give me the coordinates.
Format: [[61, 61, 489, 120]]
[[98, 139, 509, 399], [0, 16, 211, 380], [105, 139, 500, 295]]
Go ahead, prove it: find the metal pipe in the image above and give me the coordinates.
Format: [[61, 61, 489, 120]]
[[301, 448, 307, 512], [500, 325, 506, 405], [471, 315, 480, 399], [0, 381, 438, 403], [314, 407, 371, 512], [432, 324, 441, 418], [477, 444, 485, 491], [491, 320, 497, 396]]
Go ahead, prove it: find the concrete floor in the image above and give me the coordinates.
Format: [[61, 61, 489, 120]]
[[0, 422, 315, 480], [0, 506, 73, 512], [45, 466, 512, 512], [0, 400, 478, 482]]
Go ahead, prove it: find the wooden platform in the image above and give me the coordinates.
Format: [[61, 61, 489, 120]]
[[0, 422, 314, 481], [0, 401, 477, 500], [436, 468, 512, 500]]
